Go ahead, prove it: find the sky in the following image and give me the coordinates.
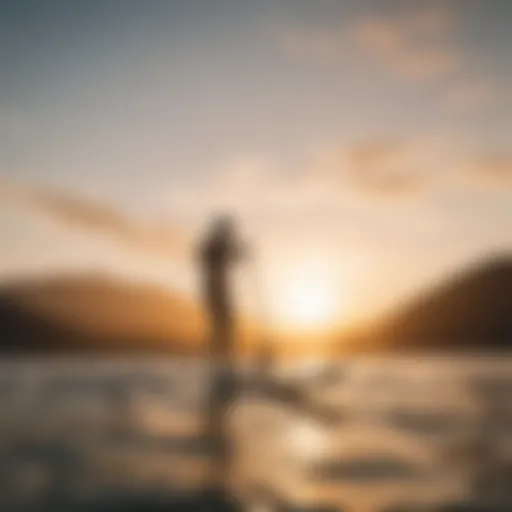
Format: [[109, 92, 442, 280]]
[[0, 0, 511, 330]]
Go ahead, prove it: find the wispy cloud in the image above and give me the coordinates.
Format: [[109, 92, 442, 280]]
[[0, 180, 190, 260], [280, 5, 462, 82], [310, 138, 434, 200], [349, 7, 461, 82], [466, 154, 512, 188], [279, 4, 501, 114], [346, 140, 429, 195], [168, 139, 436, 226]]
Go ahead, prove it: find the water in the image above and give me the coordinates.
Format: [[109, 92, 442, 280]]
[[0, 355, 510, 512]]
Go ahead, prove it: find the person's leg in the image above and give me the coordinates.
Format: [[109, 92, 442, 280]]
[[206, 308, 236, 496]]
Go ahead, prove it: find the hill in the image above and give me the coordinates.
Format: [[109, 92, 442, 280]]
[[341, 254, 512, 353], [0, 274, 206, 354], [2, 253, 510, 356]]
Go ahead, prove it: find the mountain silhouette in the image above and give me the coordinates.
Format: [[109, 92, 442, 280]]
[[1, 253, 510, 355], [346, 253, 512, 352], [0, 274, 205, 354]]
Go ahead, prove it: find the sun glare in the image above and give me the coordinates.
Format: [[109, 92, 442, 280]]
[[269, 258, 344, 332]]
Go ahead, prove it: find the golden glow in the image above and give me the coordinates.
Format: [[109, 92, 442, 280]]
[[268, 257, 345, 332]]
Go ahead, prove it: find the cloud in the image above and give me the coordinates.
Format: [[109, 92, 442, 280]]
[[312, 139, 432, 199], [347, 140, 425, 195], [349, 8, 461, 82], [466, 154, 512, 188], [168, 140, 433, 229], [279, 5, 500, 115], [280, 5, 462, 82], [0, 180, 190, 260], [162, 134, 474, 237]]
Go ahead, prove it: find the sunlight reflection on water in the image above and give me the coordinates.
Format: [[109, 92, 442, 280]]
[[0, 355, 510, 512]]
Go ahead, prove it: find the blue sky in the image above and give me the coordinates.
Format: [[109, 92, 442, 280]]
[[0, 0, 511, 326]]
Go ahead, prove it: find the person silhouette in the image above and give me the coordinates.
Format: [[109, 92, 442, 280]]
[[199, 214, 246, 499], [200, 214, 245, 358]]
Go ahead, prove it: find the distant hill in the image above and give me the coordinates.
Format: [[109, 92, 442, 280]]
[[2, 254, 510, 356], [0, 274, 206, 354], [342, 254, 512, 353]]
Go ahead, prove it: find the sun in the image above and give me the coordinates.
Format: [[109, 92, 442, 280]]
[[281, 279, 337, 327], [268, 258, 344, 332]]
